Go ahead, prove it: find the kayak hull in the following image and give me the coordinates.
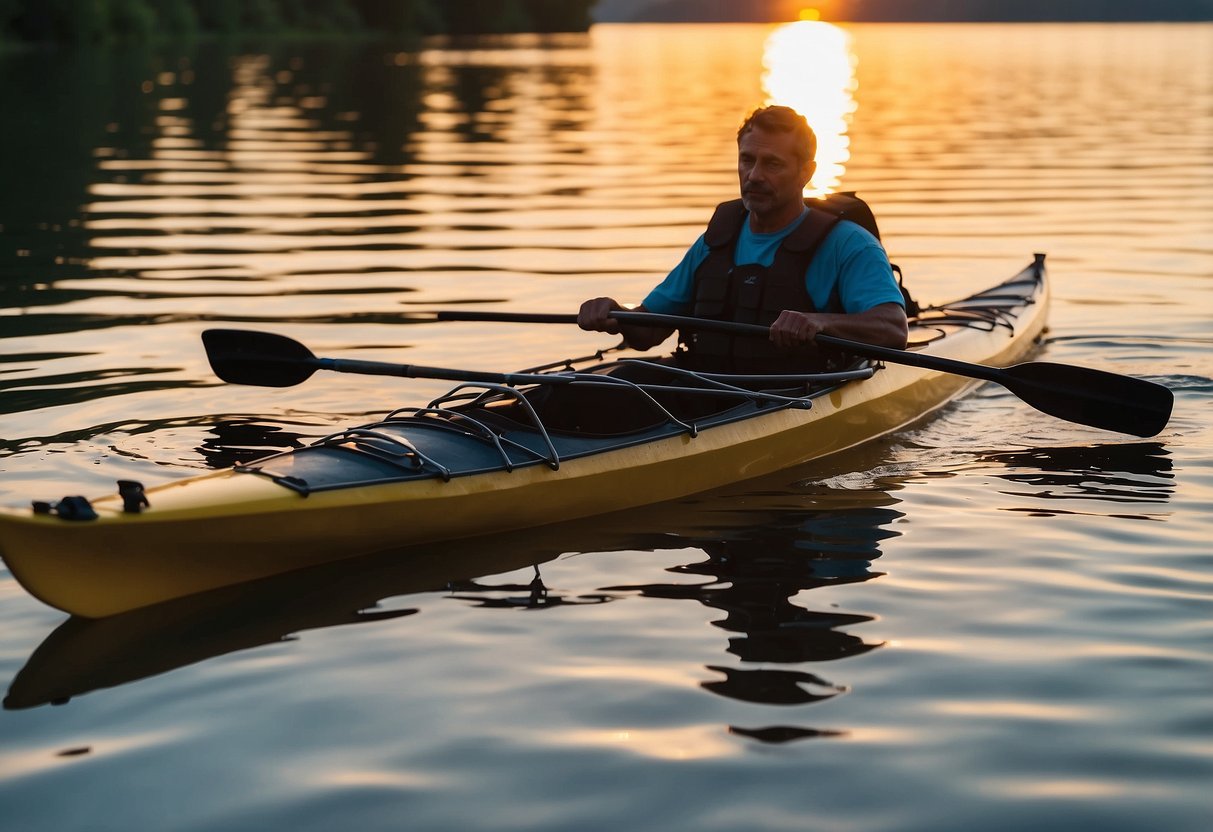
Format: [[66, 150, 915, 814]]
[[1, 259, 1049, 617]]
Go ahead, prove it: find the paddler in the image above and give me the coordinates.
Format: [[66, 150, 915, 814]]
[[577, 105, 908, 373]]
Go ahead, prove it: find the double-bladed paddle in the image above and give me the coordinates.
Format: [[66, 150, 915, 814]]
[[203, 313, 1173, 438], [434, 309, 1174, 438]]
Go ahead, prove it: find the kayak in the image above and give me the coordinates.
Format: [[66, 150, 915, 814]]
[[3, 256, 1052, 618], [3, 258, 1051, 618]]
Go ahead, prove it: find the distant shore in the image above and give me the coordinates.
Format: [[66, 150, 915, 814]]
[[592, 0, 1213, 24]]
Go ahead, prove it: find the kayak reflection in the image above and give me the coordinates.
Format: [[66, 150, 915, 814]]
[[4, 525, 557, 710], [5, 479, 901, 719], [601, 501, 897, 709], [448, 567, 616, 610], [975, 441, 1174, 511]]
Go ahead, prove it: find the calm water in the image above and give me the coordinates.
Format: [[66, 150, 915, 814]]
[[2, 22, 1211, 832]]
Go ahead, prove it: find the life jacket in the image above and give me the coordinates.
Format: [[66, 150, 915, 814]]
[[680, 192, 913, 374]]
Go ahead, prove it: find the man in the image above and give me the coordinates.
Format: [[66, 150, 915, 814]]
[[578, 105, 907, 373]]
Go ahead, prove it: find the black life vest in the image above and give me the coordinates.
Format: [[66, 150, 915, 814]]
[[680, 192, 889, 374]]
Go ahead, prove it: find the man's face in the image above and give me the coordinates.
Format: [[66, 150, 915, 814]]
[[737, 126, 815, 225]]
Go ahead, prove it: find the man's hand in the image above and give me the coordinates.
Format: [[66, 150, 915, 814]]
[[769, 303, 909, 350], [578, 297, 623, 334], [576, 300, 675, 351], [769, 310, 824, 347]]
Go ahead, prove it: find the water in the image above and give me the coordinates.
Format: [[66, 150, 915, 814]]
[[1, 22, 1211, 831]]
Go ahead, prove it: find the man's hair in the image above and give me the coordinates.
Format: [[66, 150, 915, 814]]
[[737, 106, 817, 165]]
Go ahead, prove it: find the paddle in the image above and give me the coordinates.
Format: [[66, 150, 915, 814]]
[[202, 329, 576, 388], [434, 309, 1174, 438]]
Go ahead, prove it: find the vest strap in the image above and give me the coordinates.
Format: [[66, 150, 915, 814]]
[[703, 199, 748, 249], [780, 206, 842, 254]]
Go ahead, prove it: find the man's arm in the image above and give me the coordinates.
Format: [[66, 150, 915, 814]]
[[768, 302, 908, 350], [577, 299, 675, 351], [577, 234, 706, 350]]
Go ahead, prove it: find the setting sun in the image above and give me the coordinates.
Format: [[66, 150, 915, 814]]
[[761, 20, 856, 195]]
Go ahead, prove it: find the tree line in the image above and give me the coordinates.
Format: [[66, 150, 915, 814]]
[[0, 0, 597, 44]]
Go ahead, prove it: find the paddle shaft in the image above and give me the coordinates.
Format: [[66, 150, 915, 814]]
[[437, 310, 1004, 380], [316, 357, 570, 387], [615, 311, 1009, 381], [434, 309, 1173, 437]]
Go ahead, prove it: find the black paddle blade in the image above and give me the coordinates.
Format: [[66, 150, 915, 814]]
[[202, 329, 319, 388], [1001, 361, 1173, 438]]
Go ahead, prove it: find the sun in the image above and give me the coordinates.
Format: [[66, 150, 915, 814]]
[[761, 19, 856, 195]]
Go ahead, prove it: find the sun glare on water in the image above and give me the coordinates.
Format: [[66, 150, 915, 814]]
[[761, 19, 856, 196]]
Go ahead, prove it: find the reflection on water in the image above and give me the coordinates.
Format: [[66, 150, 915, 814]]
[[3, 527, 550, 711], [603, 502, 895, 723], [0, 364, 208, 416], [449, 567, 616, 610], [5, 484, 899, 727], [194, 419, 311, 469], [762, 20, 856, 195], [979, 442, 1175, 513]]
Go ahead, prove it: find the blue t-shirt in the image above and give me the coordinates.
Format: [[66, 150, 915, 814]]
[[643, 207, 903, 315]]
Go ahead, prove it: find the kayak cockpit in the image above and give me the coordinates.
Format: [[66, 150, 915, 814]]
[[235, 359, 876, 495]]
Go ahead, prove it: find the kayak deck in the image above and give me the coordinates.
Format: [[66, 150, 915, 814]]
[[241, 363, 877, 495], [0, 258, 1049, 618]]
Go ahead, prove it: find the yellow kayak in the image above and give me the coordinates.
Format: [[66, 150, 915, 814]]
[[2, 258, 1058, 618]]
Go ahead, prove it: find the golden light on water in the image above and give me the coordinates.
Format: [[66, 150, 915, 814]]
[[761, 20, 857, 196]]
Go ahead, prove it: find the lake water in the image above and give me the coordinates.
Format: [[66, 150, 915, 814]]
[[1, 21, 1211, 832]]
